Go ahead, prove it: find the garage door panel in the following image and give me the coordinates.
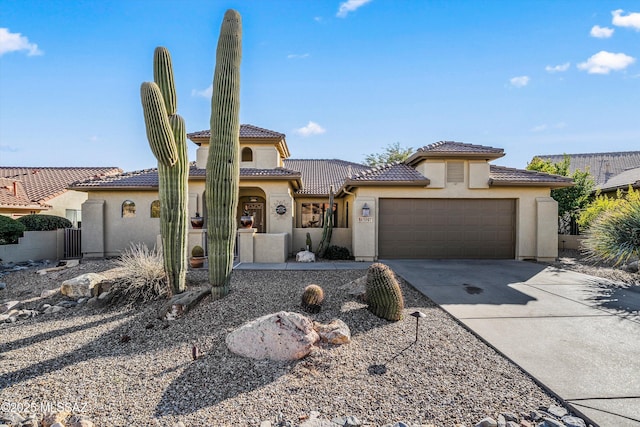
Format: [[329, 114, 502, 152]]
[[379, 198, 515, 259]]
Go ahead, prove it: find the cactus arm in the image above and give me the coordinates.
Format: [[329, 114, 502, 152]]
[[153, 47, 177, 116], [206, 9, 242, 299], [140, 82, 178, 167]]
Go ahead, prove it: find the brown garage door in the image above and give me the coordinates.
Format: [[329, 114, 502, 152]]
[[378, 199, 515, 259]]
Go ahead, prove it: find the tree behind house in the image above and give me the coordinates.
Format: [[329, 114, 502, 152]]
[[364, 142, 413, 167]]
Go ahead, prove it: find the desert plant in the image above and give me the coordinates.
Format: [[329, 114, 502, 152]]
[[17, 214, 72, 231], [315, 187, 335, 258], [191, 245, 204, 258], [140, 46, 189, 295], [305, 232, 312, 252], [206, 9, 242, 299], [323, 245, 353, 260], [365, 263, 404, 321], [578, 187, 639, 230], [0, 216, 25, 245], [582, 197, 640, 266], [301, 284, 324, 313], [111, 243, 169, 304]]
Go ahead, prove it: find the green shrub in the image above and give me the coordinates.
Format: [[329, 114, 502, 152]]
[[0, 216, 25, 245], [579, 188, 639, 230], [323, 245, 354, 260], [17, 214, 72, 231], [582, 197, 640, 266]]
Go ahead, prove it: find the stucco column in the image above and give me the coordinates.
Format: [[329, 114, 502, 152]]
[[352, 197, 376, 261], [81, 199, 105, 258], [238, 228, 256, 263], [536, 197, 558, 262]]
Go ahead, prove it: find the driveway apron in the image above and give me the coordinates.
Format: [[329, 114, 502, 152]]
[[383, 259, 640, 427]]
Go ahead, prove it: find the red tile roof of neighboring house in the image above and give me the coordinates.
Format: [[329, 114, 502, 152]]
[[0, 167, 122, 206], [0, 178, 44, 209], [489, 165, 574, 187], [535, 151, 640, 187]]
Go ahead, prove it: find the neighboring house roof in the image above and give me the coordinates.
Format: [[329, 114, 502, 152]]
[[406, 141, 505, 165], [70, 164, 303, 191], [284, 159, 370, 196], [0, 166, 122, 208], [0, 178, 44, 210], [489, 165, 574, 188], [535, 151, 640, 187], [599, 166, 640, 193]]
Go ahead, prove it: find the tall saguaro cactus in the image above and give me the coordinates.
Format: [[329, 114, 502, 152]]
[[206, 9, 242, 299], [140, 47, 189, 295]]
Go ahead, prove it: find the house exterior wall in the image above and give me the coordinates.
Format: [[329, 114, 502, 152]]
[[46, 190, 88, 226], [349, 185, 555, 262]]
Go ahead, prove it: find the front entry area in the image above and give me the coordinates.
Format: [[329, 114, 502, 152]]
[[239, 196, 265, 233], [378, 198, 515, 259]]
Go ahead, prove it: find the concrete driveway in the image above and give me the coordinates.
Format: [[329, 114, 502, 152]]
[[383, 259, 640, 427]]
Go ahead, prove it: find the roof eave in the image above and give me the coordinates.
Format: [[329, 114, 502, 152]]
[[488, 180, 574, 188]]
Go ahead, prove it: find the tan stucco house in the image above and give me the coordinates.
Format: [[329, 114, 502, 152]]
[[70, 124, 572, 262], [0, 167, 121, 226]]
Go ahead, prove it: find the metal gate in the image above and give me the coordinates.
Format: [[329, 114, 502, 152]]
[[64, 228, 82, 259]]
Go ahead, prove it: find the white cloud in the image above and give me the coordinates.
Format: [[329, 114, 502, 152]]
[[509, 75, 530, 88], [294, 121, 326, 137], [577, 51, 636, 74], [0, 28, 42, 56], [314, 16, 323, 22], [287, 53, 310, 59], [336, 0, 372, 18], [612, 9, 640, 30], [191, 84, 213, 98], [545, 62, 570, 73], [590, 25, 614, 38]]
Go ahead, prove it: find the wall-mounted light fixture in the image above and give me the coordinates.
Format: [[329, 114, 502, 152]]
[[362, 203, 370, 217]]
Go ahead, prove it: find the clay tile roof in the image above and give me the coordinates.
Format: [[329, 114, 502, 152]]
[[284, 159, 370, 195], [348, 162, 430, 184], [0, 167, 122, 202], [489, 165, 574, 188], [599, 166, 640, 192], [187, 124, 285, 140], [536, 151, 640, 186], [0, 178, 44, 209], [71, 164, 302, 189], [418, 141, 504, 155]]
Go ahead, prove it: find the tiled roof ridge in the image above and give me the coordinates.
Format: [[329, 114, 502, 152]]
[[240, 123, 286, 137], [351, 161, 401, 179], [69, 167, 157, 187], [187, 124, 285, 139], [418, 141, 503, 153], [490, 165, 573, 181]]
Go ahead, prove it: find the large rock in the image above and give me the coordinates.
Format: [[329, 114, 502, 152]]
[[226, 311, 319, 361], [314, 319, 351, 345], [296, 250, 316, 263], [60, 273, 106, 299]]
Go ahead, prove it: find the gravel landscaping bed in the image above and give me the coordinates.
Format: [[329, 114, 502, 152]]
[[2, 253, 628, 426]]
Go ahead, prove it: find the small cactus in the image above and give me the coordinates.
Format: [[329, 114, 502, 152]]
[[305, 232, 312, 252], [365, 263, 404, 321], [191, 245, 204, 258], [301, 284, 324, 314]]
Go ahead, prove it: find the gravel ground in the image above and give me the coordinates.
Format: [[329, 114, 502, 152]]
[[1, 252, 634, 426]]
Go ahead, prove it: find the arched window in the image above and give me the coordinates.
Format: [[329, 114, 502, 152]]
[[122, 200, 136, 218], [241, 147, 253, 162], [150, 200, 160, 218]]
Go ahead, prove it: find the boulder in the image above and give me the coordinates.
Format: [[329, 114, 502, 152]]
[[226, 311, 319, 361], [296, 250, 316, 263], [339, 275, 366, 300], [313, 319, 351, 345], [40, 288, 59, 298], [61, 273, 106, 298]]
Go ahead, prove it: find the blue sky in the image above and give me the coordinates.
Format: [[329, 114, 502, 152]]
[[1, 0, 638, 172]]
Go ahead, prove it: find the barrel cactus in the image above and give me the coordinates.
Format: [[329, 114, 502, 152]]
[[301, 284, 324, 313], [206, 9, 242, 299], [140, 46, 189, 295], [365, 263, 404, 321]]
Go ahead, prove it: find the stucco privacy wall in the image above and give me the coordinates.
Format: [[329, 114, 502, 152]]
[[292, 228, 352, 253], [0, 229, 64, 263], [83, 191, 160, 257], [349, 186, 555, 261]]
